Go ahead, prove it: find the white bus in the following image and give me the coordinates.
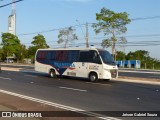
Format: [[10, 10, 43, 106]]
[[35, 48, 118, 82]]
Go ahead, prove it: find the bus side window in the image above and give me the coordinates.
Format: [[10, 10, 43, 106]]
[[61, 50, 68, 61], [89, 50, 102, 64], [68, 50, 79, 62], [79, 51, 90, 62], [37, 51, 47, 61], [50, 51, 56, 60], [46, 51, 51, 60], [36, 51, 41, 61]]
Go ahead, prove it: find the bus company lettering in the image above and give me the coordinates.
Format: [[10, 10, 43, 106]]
[[89, 65, 99, 70], [54, 62, 71, 68], [54, 62, 75, 70]]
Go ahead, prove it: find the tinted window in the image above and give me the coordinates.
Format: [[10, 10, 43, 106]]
[[68, 50, 79, 62], [99, 50, 116, 65], [79, 51, 90, 62], [50, 51, 56, 60], [89, 50, 102, 64], [36, 51, 47, 61], [56, 50, 68, 61]]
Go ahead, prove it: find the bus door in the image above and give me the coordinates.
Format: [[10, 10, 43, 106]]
[[76, 51, 90, 78], [88, 50, 103, 78]]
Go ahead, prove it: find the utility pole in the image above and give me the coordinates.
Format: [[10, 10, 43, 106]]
[[76, 20, 89, 48], [86, 22, 89, 48]]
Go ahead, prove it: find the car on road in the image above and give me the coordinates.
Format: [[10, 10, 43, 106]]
[[4, 59, 14, 63]]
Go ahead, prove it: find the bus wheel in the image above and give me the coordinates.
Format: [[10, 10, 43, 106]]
[[50, 70, 56, 78], [89, 72, 98, 82]]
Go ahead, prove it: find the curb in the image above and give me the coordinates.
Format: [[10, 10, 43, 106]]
[[114, 77, 160, 85]]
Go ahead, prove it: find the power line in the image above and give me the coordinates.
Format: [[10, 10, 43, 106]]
[[17, 24, 86, 36], [0, 0, 24, 8], [131, 16, 160, 21], [17, 22, 160, 37]]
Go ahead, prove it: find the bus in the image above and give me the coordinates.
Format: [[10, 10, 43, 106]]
[[35, 48, 118, 82]]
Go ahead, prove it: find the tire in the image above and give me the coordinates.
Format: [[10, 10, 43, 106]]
[[89, 72, 98, 82], [50, 70, 56, 78]]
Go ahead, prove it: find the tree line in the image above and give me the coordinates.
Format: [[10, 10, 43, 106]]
[[116, 50, 160, 69], [0, 32, 159, 69]]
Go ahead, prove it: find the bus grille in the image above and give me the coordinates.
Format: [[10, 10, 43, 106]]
[[110, 70, 117, 78]]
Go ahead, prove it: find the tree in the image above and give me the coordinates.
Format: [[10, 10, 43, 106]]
[[27, 46, 37, 61], [126, 50, 150, 61], [92, 8, 131, 60], [116, 51, 126, 61], [28, 34, 49, 61], [118, 37, 127, 60], [57, 27, 78, 48], [1, 33, 21, 60], [0, 48, 2, 61], [15, 44, 27, 62], [31, 34, 49, 48], [101, 38, 112, 48]]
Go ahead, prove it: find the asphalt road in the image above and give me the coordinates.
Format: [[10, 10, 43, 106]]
[[0, 70, 160, 113], [1, 63, 160, 79], [119, 69, 160, 79]]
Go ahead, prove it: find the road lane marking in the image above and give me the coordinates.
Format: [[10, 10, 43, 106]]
[[0, 77, 12, 80], [0, 89, 121, 120], [113, 79, 160, 85], [24, 75, 37, 77], [59, 86, 87, 92], [86, 82, 112, 86], [148, 76, 160, 78], [119, 70, 160, 74]]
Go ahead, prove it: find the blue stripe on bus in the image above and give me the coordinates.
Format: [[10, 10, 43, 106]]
[[37, 60, 74, 75]]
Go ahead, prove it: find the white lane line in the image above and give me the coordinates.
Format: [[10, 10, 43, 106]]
[[59, 86, 87, 92], [86, 82, 112, 86], [119, 70, 160, 74], [0, 89, 121, 120], [148, 76, 160, 78], [24, 75, 37, 77], [0, 77, 12, 80], [113, 79, 160, 85]]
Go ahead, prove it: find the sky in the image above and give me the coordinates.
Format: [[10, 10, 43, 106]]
[[1, 0, 160, 59]]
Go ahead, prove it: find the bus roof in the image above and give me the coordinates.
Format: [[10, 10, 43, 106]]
[[37, 47, 106, 51]]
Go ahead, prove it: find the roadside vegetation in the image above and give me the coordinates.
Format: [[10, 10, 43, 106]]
[[116, 50, 160, 70], [0, 32, 159, 69]]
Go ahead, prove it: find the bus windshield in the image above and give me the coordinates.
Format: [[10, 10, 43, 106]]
[[98, 50, 116, 65]]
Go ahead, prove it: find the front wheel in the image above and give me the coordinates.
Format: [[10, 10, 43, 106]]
[[50, 70, 56, 78], [89, 73, 98, 82]]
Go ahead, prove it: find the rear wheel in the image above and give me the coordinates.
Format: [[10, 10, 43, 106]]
[[50, 70, 56, 78], [89, 72, 98, 82]]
